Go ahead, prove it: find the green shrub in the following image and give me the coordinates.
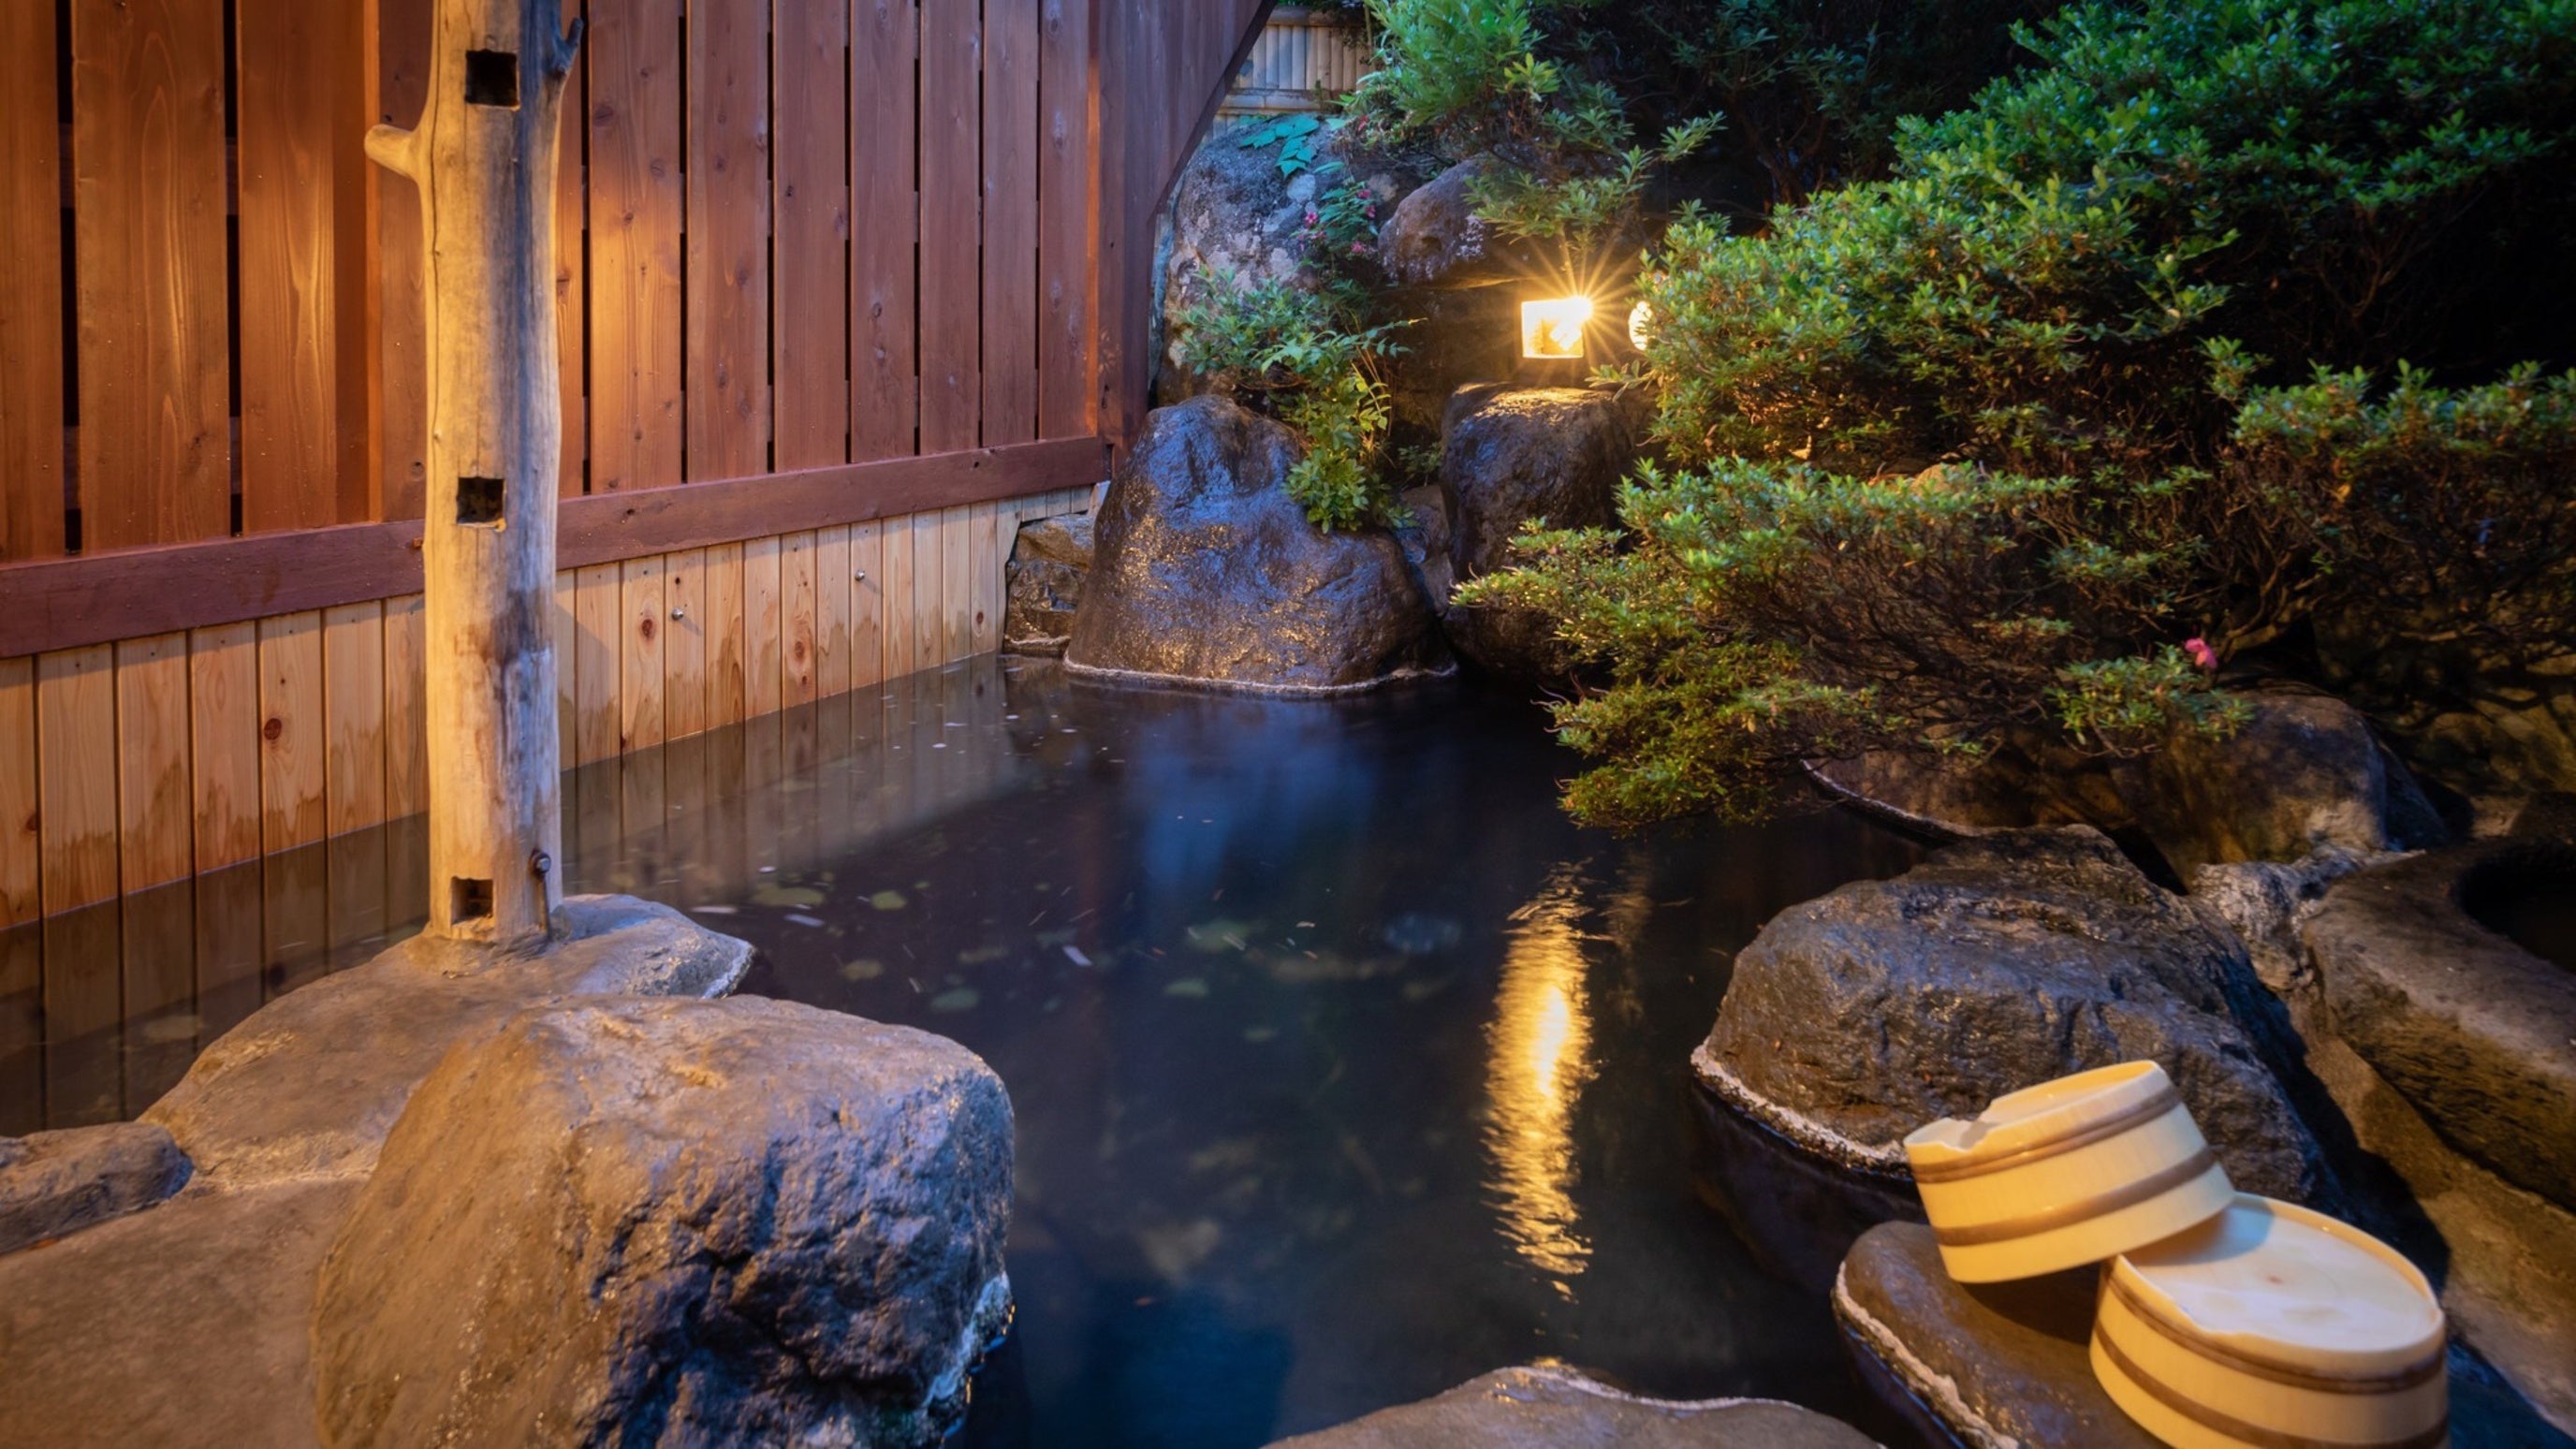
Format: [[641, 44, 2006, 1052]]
[[1471, 0, 2576, 826]]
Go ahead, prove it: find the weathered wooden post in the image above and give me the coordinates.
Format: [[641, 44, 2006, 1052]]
[[366, 0, 582, 947]]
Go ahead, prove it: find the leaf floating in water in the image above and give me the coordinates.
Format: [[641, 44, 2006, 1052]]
[[1184, 918, 1261, 954], [869, 890, 909, 912], [929, 987, 981, 1013], [785, 914, 826, 929], [840, 959, 886, 982], [1063, 944, 1093, 967], [751, 883, 826, 909], [1164, 977, 1210, 999], [693, 904, 739, 916]]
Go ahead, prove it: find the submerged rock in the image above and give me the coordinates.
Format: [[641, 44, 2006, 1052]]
[[1697, 826, 2330, 1202], [0, 1121, 191, 1254], [1003, 512, 1095, 654], [143, 895, 753, 1187], [313, 996, 1014, 1449], [1436, 384, 1640, 682], [1267, 1365, 1877, 1449], [1065, 396, 1449, 695]]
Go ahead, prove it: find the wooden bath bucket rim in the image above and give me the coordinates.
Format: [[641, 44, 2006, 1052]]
[[2093, 1326, 2451, 1449], [1905, 1060, 2180, 1185], [2105, 1193, 2448, 1383]]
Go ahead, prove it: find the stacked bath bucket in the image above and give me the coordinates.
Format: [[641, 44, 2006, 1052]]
[[1903, 1061, 2449, 1449]]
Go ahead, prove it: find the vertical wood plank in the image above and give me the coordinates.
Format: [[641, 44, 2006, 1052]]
[[574, 564, 622, 764], [384, 595, 428, 818], [622, 554, 668, 751], [42, 905, 122, 1124], [971, 499, 1006, 653], [188, 624, 261, 872], [1, 660, 39, 926], [942, 504, 974, 662], [912, 510, 944, 669], [665, 548, 710, 740], [816, 525, 854, 698], [0, 0, 66, 562], [372, 0, 434, 519], [852, 0, 921, 461], [323, 602, 387, 835], [884, 510, 917, 679], [588, 0, 684, 491], [920, 0, 983, 452], [783, 530, 820, 707], [775, 0, 850, 471], [257, 613, 328, 854], [849, 521, 886, 688], [1037, 0, 1096, 440], [37, 647, 119, 915], [982, 0, 1041, 445], [745, 535, 785, 717], [556, 0, 590, 496], [686, 0, 773, 481], [704, 542, 749, 726], [236, 0, 366, 532], [72, 0, 232, 549], [113, 633, 192, 893], [552, 572, 577, 769]]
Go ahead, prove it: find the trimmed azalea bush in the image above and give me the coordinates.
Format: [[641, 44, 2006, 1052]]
[[1466, 0, 2576, 826]]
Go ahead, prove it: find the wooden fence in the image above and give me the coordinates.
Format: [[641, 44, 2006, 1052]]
[[0, 0, 1276, 931]]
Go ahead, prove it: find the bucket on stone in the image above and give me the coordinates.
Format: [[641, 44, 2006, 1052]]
[[1902, 1061, 2235, 1282], [2092, 1193, 2449, 1449]]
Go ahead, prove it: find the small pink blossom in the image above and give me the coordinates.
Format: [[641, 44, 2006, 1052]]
[[2183, 637, 2218, 672]]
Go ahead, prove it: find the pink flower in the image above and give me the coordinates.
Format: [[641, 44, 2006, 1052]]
[[2183, 637, 2218, 671]]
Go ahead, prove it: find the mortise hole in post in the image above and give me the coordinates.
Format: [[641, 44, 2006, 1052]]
[[457, 476, 505, 525], [451, 877, 495, 922], [463, 50, 520, 109]]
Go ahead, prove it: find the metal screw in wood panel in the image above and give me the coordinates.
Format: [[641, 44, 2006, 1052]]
[[671, 606, 686, 620]]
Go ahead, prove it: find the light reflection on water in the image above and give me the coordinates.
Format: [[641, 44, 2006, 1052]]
[[1485, 868, 1595, 1289]]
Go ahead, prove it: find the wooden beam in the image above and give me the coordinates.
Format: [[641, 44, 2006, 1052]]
[[0, 437, 1109, 658]]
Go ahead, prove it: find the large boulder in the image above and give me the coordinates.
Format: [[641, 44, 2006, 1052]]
[[313, 996, 1014, 1449], [1266, 1365, 1877, 1449], [1436, 384, 1641, 681], [1065, 396, 1449, 694], [2114, 691, 2435, 877], [2305, 837, 2576, 1211], [0, 1121, 190, 1254], [1375, 155, 1526, 291], [1003, 512, 1094, 655], [1696, 827, 2330, 1202], [144, 894, 752, 1187]]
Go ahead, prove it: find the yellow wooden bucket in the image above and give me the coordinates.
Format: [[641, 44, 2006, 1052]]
[[1903, 1061, 2235, 1282], [2093, 1193, 2449, 1449]]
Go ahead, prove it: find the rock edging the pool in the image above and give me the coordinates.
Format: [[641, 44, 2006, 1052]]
[[1266, 1364, 1882, 1447], [0, 894, 1017, 1449]]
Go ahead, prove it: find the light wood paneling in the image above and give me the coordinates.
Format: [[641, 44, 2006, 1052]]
[[322, 603, 386, 837], [783, 530, 820, 707], [574, 564, 622, 765], [775, 0, 851, 472], [684, 0, 771, 481], [0, 660, 37, 924], [816, 526, 854, 697], [621, 555, 667, 752], [113, 632, 192, 893], [705, 542, 749, 726], [256, 613, 327, 855], [850, 521, 887, 688], [551, 572, 577, 768], [383, 595, 428, 819], [912, 510, 945, 666], [942, 504, 974, 663], [883, 509, 917, 679], [664, 548, 709, 740], [187, 624, 261, 873], [588, 0, 683, 491], [38, 646, 119, 915]]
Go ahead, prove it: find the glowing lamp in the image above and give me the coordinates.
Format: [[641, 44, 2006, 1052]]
[[1521, 296, 1592, 359], [1628, 300, 1655, 352]]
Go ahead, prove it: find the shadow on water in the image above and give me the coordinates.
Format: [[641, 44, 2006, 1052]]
[[2, 655, 1931, 1446]]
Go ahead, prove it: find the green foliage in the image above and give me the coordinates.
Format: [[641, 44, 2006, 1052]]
[[1238, 113, 1332, 177], [1171, 273, 1412, 532], [1474, 0, 2576, 827]]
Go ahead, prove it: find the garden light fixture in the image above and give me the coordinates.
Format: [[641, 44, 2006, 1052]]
[[1521, 296, 1592, 359]]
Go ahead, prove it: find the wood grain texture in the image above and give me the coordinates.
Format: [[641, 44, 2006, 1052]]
[[71, 0, 232, 550], [881, 508, 915, 680], [256, 612, 327, 854], [552, 571, 577, 769], [113, 632, 192, 893], [42, 904, 122, 1123], [970, 499, 1005, 652], [851, 0, 920, 461], [663, 547, 709, 739], [0, 659, 37, 925], [982, 0, 1041, 445], [0, 438, 1108, 657], [744, 534, 784, 717], [237, 0, 368, 533], [555, 0, 589, 495], [849, 520, 887, 688], [621, 553, 667, 751], [0, 1, 66, 562], [187, 623, 261, 873], [37, 646, 119, 915], [1037, 0, 1096, 439], [941, 504, 973, 663], [783, 530, 820, 706], [704, 541, 749, 726], [815, 525, 853, 697], [685, 0, 772, 481], [911, 509, 944, 667], [574, 563, 622, 765], [774, 0, 850, 472], [383, 594, 429, 819], [372, 0, 435, 519], [322, 602, 386, 836], [588, 0, 683, 490], [919, 0, 982, 453]]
